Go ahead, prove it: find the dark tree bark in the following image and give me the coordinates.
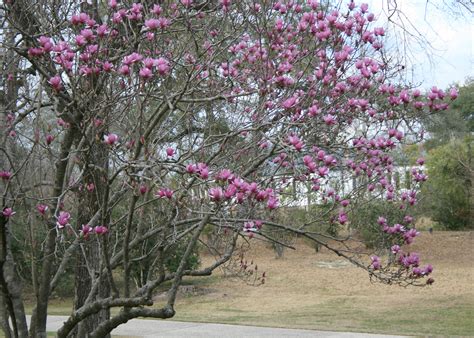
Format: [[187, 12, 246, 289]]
[[72, 137, 110, 338], [0, 23, 28, 338]]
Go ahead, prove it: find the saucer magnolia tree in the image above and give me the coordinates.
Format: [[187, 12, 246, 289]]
[[0, 0, 454, 337]]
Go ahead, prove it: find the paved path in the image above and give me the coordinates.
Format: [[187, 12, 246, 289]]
[[33, 316, 407, 337]]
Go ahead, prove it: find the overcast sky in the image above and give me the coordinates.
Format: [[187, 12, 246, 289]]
[[366, 0, 473, 89]]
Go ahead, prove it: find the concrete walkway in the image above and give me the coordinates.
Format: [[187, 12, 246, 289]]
[[34, 316, 407, 337]]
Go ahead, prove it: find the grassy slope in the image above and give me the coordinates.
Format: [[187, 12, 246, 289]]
[[169, 231, 474, 336], [18, 231, 474, 336]]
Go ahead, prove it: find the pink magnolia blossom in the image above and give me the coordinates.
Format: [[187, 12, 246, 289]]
[[197, 163, 209, 179], [186, 164, 197, 174], [123, 52, 143, 66], [139, 67, 153, 79], [103, 133, 119, 145], [255, 190, 268, 201], [323, 114, 336, 125], [48, 76, 62, 91], [2, 207, 15, 218], [148, 34, 156, 42], [288, 135, 304, 151], [139, 185, 148, 195], [70, 12, 90, 25], [157, 188, 174, 199], [403, 228, 420, 244], [338, 212, 348, 225], [112, 10, 126, 23], [156, 17, 170, 29], [317, 166, 329, 177], [423, 264, 433, 275], [374, 27, 385, 36], [36, 204, 49, 215], [45, 134, 54, 145], [449, 87, 458, 100], [220, 0, 231, 10], [391, 245, 401, 254], [97, 24, 108, 38], [152, 4, 163, 15], [94, 225, 109, 235], [0, 171, 12, 180], [412, 267, 423, 277], [145, 19, 160, 30], [56, 211, 71, 229], [388, 130, 399, 139], [81, 29, 94, 41], [143, 58, 155, 69], [370, 255, 381, 270], [28, 47, 44, 57], [216, 169, 232, 181], [166, 147, 175, 157], [181, 0, 193, 7], [127, 3, 143, 20], [308, 0, 319, 10], [282, 96, 297, 109], [235, 192, 245, 204], [38, 36, 53, 51], [102, 61, 113, 72], [244, 221, 254, 231], [395, 130, 404, 141], [118, 65, 130, 75], [75, 35, 87, 46], [81, 224, 93, 239], [224, 184, 237, 199], [209, 187, 224, 201], [155, 57, 170, 76], [267, 197, 279, 210]]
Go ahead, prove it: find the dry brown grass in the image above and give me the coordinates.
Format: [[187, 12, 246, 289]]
[[169, 231, 474, 336]]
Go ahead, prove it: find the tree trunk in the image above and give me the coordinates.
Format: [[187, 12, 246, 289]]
[[72, 137, 110, 338], [0, 24, 28, 338]]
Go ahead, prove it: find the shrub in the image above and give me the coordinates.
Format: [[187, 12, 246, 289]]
[[350, 200, 407, 249], [421, 137, 473, 230], [164, 240, 201, 273]]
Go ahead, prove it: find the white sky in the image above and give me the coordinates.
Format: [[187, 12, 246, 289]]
[[366, 0, 473, 89]]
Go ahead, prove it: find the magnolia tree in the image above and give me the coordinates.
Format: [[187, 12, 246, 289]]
[[0, 0, 457, 337]]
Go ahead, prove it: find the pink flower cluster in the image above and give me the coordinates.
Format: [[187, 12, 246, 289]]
[[18, 0, 457, 289], [243, 220, 263, 238], [28, 5, 174, 86], [195, 167, 279, 209], [80, 224, 109, 239], [186, 163, 210, 179], [156, 188, 174, 199], [372, 215, 434, 284]]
